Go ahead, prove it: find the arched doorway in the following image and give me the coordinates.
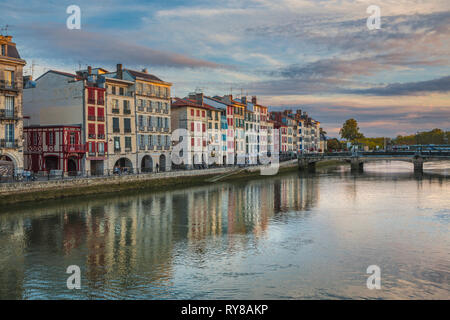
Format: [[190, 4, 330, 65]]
[[45, 156, 58, 171], [141, 155, 153, 173], [0, 155, 14, 177], [159, 154, 166, 172], [68, 158, 78, 176], [114, 157, 133, 174]]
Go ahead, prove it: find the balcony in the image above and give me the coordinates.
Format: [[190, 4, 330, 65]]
[[124, 128, 132, 133], [138, 126, 146, 132], [125, 147, 132, 152], [123, 109, 131, 115], [148, 126, 154, 132], [97, 116, 105, 122], [98, 134, 105, 139], [0, 109, 19, 120], [88, 115, 96, 121], [139, 145, 146, 151], [138, 106, 145, 112], [0, 80, 18, 91], [63, 144, 86, 153], [147, 107, 153, 113], [112, 108, 120, 114], [113, 127, 120, 133], [163, 128, 170, 133], [114, 148, 121, 153], [0, 139, 19, 148], [88, 134, 96, 139]]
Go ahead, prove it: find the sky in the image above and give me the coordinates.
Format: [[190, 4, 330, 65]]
[[1, 0, 449, 137]]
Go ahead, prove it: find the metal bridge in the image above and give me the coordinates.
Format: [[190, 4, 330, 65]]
[[298, 150, 450, 173]]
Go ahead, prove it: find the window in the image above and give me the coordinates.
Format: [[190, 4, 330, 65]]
[[97, 107, 104, 121], [124, 118, 131, 132], [98, 124, 105, 139], [157, 135, 161, 146], [98, 142, 105, 155], [69, 132, 76, 145], [191, 138, 194, 146], [111, 86, 116, 95], [114, 137, 120, 151], [165, 118, 169, 128], [191, 123, 194, 131], [191, 109, 194, 116], [119, 87, 124, 96], [113, 118, 120, 132], [88, 106, 95, 120], [202, 110, 205, 117], [87, 88, 95, 104], [125, 137, 132, 150], [47, 132, 55, 146], [88, 142, 96, 154], [196, 110, 200, 117], [138, 115, 144, 128], [1, 44, 6, 56], [5, 96, 14, 117], [88, 124, 96, 138], [97, 90, 104, 105], [5, 124, 14, 143]]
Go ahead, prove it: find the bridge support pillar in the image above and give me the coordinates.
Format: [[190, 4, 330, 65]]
[[298, 159, 316, 172], [350, 158, 364, 172], [413, 157, 423, 174]]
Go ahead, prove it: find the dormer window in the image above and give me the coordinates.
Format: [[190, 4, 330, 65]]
[[1, 44, 6, 56]]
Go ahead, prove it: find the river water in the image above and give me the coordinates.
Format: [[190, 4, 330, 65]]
[[0, 161, 449, 300]]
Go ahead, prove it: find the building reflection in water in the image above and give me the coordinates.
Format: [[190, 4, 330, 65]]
[[0, 173, 320, 299]]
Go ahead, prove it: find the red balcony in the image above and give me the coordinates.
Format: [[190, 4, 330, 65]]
[[63, 144, 86, 153]]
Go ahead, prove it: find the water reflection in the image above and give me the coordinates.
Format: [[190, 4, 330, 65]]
[[0, 161, 448, 299]]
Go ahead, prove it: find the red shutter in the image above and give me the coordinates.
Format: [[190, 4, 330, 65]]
[[191, 109, 194, 116], [97, 107, 104, 117], [196, 110, 200, 116], [191, 123, 194, 131], [88, 106, 95, 116], [88, 124, 95, 134], [98, 124, 104, 135], [97, 90, 104, 105], [202, 110, 205, 117], [88, 88, 95, 103], [202, 123, 205, 132], [191, 138, 194, 146]]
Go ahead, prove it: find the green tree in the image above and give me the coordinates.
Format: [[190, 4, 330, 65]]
[[339, 118, 364, 141]]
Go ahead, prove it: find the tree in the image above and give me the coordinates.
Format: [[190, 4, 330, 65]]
[[327, 138, 341, 151], [339, 118, 364, 141]]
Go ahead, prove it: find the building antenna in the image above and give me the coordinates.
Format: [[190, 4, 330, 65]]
[[0, 24, 10, 36]]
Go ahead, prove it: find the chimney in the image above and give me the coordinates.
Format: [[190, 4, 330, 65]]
[[87, 66, 92, 75], [252, 96, 257, 104], [195, 93, 203, 106], [142, 68, 149, 74], [241, 96, 247, 104], [117, 63, 123, 79]]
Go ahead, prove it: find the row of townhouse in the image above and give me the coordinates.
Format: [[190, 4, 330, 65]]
[[22, 63, 172, 175], [0, 34, 326, 176]]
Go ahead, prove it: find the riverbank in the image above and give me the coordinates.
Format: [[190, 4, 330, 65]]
[[0, 160, 345, 205]]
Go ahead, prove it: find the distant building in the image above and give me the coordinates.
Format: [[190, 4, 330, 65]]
[[0, 35, 26, 172]]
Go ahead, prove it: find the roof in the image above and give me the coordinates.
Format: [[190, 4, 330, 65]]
[[6, 45, 20, 59], [172, 98, 219, 111], [125, 69, 170, 85], [35, 70, 78, 82]]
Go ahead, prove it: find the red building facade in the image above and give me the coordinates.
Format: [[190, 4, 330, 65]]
[[24, 125, 84, 173]]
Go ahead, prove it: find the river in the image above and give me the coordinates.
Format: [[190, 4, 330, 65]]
[[0, 161, 449, 299]]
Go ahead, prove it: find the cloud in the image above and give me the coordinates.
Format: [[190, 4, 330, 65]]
[[17, 24, 226, 70], [344, 76, 450, 96]]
